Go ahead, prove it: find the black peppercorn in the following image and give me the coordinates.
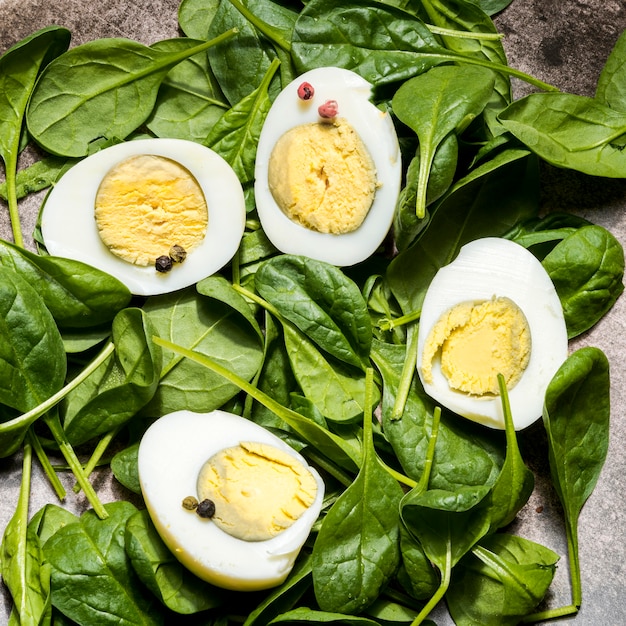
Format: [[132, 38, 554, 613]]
[[155, 255, 173, 273], [196, 498, 216, 519]]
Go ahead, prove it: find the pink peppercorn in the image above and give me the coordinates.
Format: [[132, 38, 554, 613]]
[[297, 81, 314, 100], [318, 99, 338, 119]]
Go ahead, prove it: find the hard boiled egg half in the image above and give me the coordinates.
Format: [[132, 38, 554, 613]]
[[138, 409, 325, 591], [417, 237, 568, 430], [254, 67, 402, 266], [40, 138, 246, 296]]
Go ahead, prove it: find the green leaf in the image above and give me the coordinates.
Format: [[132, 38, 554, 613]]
[[111, 443, 141, 495], [206, 57, 278, 183], [256, 255, 373, 370], [143, 287, 263, 415], [125, 509, 224, 614], [291, 0, 447, 85], [62, 308, 162, 445], [43, 501, 162, 625], [0, 239, 131, 328], [392, 64, 496, 218], [27, 34, 235, 157], [0, 26, 70, 245], [541, 225, 625, 338], [498, 92, 626, 177], [146, 37, 229, 142], [178, 0, 220, 39], [542, 347, 610, 608], [596, 29, 626, 110], [312, 371, 403, 614], [447, 533, 558, 625]]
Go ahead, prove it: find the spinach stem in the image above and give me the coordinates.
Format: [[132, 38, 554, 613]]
[[72, 426, 119, 494], [43, 414, 108, 520], [4, 152, 24, 248], [225, 0, 291, 52], [378, 308, 421, 331], [27, 429, 66, 501], [416, 406, 441, 494], [391, 324, 419, 420], [302, 448, 355, 488], [423, 51, 559, 92], [427, 25, 504, 40], [521, 604, 579, 623]]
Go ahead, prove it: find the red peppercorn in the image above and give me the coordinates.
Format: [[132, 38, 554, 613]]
[[297, 81, 314, 100], [318, 99, 338, 119]]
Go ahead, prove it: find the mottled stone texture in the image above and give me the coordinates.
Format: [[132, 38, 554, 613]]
[[1, 1, 625, 624]]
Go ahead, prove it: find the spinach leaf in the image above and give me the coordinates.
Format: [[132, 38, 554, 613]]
[[596, 28, 626, 110], [470, 0, 515, 15], [447, 533, 559, 625], [393, 133, 458, 252], [111, 442, 141, 495], [125, 509, 225, 614], [291, 0, 447, 85], [541, 225, 625, 338], [392, 64, 496, 217], [498, 92, 626, 177], [206, 57, 279, 183], [0, 269, 66, 456], [282, 324, 377, 423], [0, 239, 131, 328], [0, 154, 74, 202], [143, 286, 263, 415], [206, 0, 283, 105], [43, 501, 162, 625], [255, 255, 373, 370], [542, 347, 610, 610], [400, 484, 492, 623], [269, 607, 381, 624], [420, 0, 510, 133], [178, 0, 220, 39], [61, 308, 161, 445], [0, 443, 52, 626], [311, 370, 403, 614], [396, 521, 439, 601], [0, 26, 70, 246], [146, 38, 229, 143], [26, 33, 236, 157]]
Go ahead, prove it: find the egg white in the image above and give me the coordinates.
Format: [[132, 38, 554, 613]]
[[254, 67, 402, 267], [137, 409, 325, 591], [416, 237, 568, 430], [40, 138, 246, 296]]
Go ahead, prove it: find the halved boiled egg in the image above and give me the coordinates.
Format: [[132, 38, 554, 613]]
[[137, 409, 325, 591], [416, 237, 568, 430], [40, 138, 245, 296], [254, 67, 402, 266]]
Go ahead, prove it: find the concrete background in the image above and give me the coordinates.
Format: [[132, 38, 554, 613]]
[[1, 0, 625, 624]]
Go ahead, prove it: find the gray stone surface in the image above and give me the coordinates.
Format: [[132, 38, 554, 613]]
[[1, 0, 625, 624]]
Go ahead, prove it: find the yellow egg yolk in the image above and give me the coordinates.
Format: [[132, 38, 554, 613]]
[[196, 442, 318, 542], [420, 296, 531, 396], [267, 118, 378, 234], [95, 154, 208, 266]]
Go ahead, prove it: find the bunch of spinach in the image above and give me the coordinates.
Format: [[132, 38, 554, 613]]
[[0, 0, 624, 623]]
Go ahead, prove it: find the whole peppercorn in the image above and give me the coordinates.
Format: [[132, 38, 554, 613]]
[[318, 99, 338, 119], [169, 244, 187, 263], [182, 496, 199, 510], [297, 81, 314, 100], [155, 255, 173, 273], [196, 498, 216, 519]]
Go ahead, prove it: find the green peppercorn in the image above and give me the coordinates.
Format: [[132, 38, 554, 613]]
[[169, 244, 187, 263], [182, 495, 198, 510]]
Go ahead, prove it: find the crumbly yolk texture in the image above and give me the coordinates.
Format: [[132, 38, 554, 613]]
[[95, 154, 208, 266], [421, 296, 531, 395], [196, 442, 318, 541], [268, 119, 378, 234]]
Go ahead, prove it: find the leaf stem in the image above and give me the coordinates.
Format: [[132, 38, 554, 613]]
[[378, 307, 421, 331], [416, 406, 441, 494], [427, 25, 504, 40], [225, 0, 292, 52], [27, 429, 66, 501], [73, 426, 120, 494], [391, 324, 419, 420], [43, 413, 108, 519]]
